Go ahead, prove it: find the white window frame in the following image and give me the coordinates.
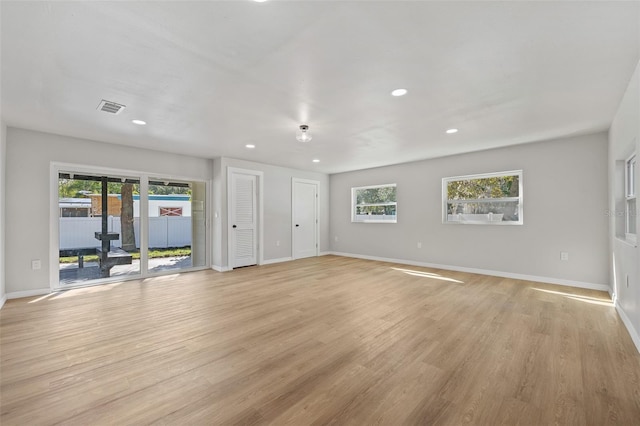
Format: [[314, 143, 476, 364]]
[[625, 153, 637, 245], [443, 170, 523, 225], [351, 183, 397, 223]]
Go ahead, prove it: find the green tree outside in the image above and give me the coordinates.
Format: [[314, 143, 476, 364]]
[[355, 186, 397, 216]]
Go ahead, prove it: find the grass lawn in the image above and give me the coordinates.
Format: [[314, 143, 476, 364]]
[[59, 247, 191, 264]]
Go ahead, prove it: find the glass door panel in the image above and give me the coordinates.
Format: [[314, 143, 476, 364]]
[[58, 172, 141, 285], [147, 179, 206, 272]]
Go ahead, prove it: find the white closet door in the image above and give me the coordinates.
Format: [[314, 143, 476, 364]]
[[293, 179, 319, 259], [231, 172, 257, 268]]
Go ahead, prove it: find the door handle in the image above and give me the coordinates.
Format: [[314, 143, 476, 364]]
[[232, 225, 237, 228], [295, 224, 300, 227]]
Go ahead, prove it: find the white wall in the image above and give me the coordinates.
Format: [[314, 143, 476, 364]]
[[0, 121, 7, 307], [212, 157, 329, 270], [609, 60, 640, 352], [330, 132, 609, 288], [4, 127, 212, 295]]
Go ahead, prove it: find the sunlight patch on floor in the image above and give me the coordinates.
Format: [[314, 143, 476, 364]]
[[531, 287, 613, 307], [50, 282, 124, 299], [391, 267, 464, 283], [142, 274, 181, 284], [28, 293, 57, 304]]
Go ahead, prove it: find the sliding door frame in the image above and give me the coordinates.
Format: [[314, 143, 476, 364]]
[[50, 162, 210, 291]]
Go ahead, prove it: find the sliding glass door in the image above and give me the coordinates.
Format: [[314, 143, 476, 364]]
[[55, 167, 207, 288]]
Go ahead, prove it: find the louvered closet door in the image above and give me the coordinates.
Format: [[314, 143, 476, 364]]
[[230, 173, 257, 268]]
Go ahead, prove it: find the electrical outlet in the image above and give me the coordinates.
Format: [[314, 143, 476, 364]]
[[560, 252, 569, 261], [276, 240, 280, 247], [417, 242, 422, 249], [31, 259, 41, 270]]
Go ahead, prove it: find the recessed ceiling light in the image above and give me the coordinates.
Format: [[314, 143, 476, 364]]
[[446, 128, 458, 134], [132, 119, 146, 126], [391, 89, 407, 97], [312, 159, 320, 163], [246, 144, 256, 149]]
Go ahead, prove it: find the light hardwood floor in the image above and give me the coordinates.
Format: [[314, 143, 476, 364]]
[[1, 255, 639, 425]]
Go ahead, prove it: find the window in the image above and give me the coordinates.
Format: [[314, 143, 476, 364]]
[[352, 184, 397, 223], [443, 170, 523, 225], [159, 207, 183, 217], [625, 153, 637, 244]]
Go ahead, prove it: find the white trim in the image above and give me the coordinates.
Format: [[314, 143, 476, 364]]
[[320, 251, 332, 256], [624, 152, 637, 240], [625, 152, 636, 197], [351, 183, 397, 224], [327, 251, 610, 292], [7, 288, 51, 299], [0, 295, 6, 309], [227, 167, 264, 269], [212, 265, 231, 272], [443, 169, 523, 225], [262, 257, 294, 265], [615, 236, 638, 248], [615, 303, 640, 354], [292, 178, 320, 259]]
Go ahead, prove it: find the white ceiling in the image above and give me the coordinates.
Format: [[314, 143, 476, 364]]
[[1, 1, 639, 174]]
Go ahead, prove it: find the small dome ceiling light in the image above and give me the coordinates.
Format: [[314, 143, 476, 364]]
[[391, 88, 408, 97], [312, 159, 320, 163], [132, 119, 147, 125], [245, 144, 256, 149], [296, 124, 312, 143], [446, 128, 458, 134]]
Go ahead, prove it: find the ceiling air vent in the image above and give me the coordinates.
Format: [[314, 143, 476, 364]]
[[97, 99, 126, 115]]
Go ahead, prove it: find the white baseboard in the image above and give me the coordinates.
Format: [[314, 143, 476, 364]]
[[262, 257, 293, 265], [615, 304, 640, 354], [319, 251, 332, 256], [212, 265, 231, 272], [216, 255, 325, 270], [7, 288, 51, 300], [0, 294, 6, 309], [327, 251, 610, 292]]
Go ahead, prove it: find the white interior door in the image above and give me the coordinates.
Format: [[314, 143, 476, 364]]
[[293, 179, 319, 259], [230, 172, 257, 268]]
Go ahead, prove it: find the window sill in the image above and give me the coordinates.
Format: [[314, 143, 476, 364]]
[[352, 220, 397, 224], [615, 236, 638, 248]]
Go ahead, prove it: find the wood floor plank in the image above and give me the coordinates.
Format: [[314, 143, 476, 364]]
[[1, 255, 639, 425]]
